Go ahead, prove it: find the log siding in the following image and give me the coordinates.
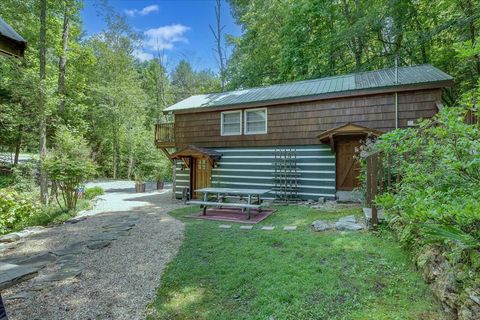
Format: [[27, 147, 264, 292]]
[[174, 145, 336, 200]]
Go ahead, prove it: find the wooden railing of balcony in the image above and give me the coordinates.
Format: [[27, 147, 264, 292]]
[[155, 123, 175, 147]]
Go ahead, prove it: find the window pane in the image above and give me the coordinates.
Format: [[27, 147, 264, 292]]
[[247, 110, 266, 123], [223, 112, 240, 124], [246, 109, 266, 133], [222, 112, 241, 135]]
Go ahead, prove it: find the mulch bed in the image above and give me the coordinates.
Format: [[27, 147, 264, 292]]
[[187, 207, 276, 224]]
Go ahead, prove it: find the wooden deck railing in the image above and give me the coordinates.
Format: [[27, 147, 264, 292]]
[[155, 123, 175, 147]]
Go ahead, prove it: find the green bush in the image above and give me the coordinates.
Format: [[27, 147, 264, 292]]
[[0, 174, 14, 188], [84, 186, 104, 199], [0, 188, 41, 234], [360, 106, 480, 250], [44, 127, 97, 210]]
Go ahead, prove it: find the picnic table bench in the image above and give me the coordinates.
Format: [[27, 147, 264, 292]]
[[186, 187, 271, 219]]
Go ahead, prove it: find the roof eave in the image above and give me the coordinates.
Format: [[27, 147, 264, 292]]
[[165, 79, 453, 114]]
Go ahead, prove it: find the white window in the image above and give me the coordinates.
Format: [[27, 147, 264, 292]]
[[221, 110, 242, 136], [244, 108, 267, 134]]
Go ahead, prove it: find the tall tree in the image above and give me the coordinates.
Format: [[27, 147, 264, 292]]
[[209, 0, 227, 90], [58, 0, 71, 117], [39, 0, 48, 204]]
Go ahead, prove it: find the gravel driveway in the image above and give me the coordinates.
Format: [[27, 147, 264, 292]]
[[2, 181, 185, 320]]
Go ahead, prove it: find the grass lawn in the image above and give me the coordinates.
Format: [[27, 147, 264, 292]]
[[148, 205, 440, 320]]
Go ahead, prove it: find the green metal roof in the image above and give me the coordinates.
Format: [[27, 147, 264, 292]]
[[164, 64, 452, 113], [0, 17, 26, 44]]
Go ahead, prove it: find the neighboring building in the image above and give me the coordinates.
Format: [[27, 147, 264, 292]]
[[156, 64, 453, 201], [0, 17, 26, 58]]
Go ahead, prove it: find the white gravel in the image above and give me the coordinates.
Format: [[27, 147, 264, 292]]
[[3, 180, 185, 320]]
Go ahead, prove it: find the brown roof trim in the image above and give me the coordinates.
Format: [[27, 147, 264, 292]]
[[318, 123, 384, 142], [170, 145, 222, 160], [167, 80, 453, 115]]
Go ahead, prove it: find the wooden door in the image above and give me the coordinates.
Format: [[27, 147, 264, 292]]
[[192, 158, 212, 198], [335, 138, 362, 191]]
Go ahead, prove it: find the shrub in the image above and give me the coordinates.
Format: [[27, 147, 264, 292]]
[[43, 127, 97, 210], [0, 188, 41, 234], [84, 186, 104, 200], [360, 106, 480, 249]]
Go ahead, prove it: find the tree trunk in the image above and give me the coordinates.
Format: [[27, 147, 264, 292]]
[[209, 0, 226, 91], [127, 152, 134, 180], [14, 125, 23, 166], [39, 0, 49, 205], [58, 2, 70, 116]]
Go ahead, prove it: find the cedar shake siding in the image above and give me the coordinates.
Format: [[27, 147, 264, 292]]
[[173, 89, 442, 148]]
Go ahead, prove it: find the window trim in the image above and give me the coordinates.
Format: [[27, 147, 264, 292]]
[[244, 108, 268, 135], [221, 110, 242, 136]]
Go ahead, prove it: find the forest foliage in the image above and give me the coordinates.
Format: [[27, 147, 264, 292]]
[[226, 0, 480, 104], [0, 0, 220, 182]]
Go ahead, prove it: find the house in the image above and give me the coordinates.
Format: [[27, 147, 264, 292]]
[[0, 17, 26, 58], [156, 64, 453, 201]]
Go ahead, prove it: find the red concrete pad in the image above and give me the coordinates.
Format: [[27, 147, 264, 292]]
[[187, 207, 276, 224]]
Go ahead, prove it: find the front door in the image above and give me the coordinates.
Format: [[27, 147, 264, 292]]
[[335, 137, 362, 191], [192, 157, 212, 199]]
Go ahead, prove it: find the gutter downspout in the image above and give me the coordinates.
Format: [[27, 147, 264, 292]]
[[394, 57, 399, 129]]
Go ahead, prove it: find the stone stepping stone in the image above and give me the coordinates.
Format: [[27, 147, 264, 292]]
[[65, 216, 87, 224], [335, 215, 364, 231], [219, 225, 232, 229], [86, 241, 111, 250], [240, 225, 253, 230], [90, 232, 118, 241], [51, 241, 85, 256], [15, 253, 57, 270], [37, 265, 83, 283], [311, 220, 334, 232], [0, 233, 20, 243], [5, 292, 34, 301], [57, 254, 77, 266], [261, 226, 275, 231], [283, 226, 297, 231], [102, 222, 135, 230], [0, 262, 38, 290]]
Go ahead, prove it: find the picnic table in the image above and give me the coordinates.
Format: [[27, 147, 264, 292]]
[[186, 187, 271, 219]]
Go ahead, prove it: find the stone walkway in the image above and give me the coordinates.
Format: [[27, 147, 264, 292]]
[[1, 181, 185, 320]]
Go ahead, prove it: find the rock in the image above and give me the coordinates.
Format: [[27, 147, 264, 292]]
[[87, 241, 111, 250], [362, 207, 385, 222], [261, 226, 275, 231], [283, 226, 297, 231], [16, 253, 57, 270], [311, 220, 333, 231], [102, 222, 135, 230], [90, 232, 118, 241], [0, 262, 39, 290], [240, 226, 253, 230], [57, 254, 77, 266], [38, 265, 83, 282], [5, 292, 34, 301], [318, 197, 326, 203], [51, 241, 85, 256], [218, 225, 231, 229], [65, 216, 87, 224], [0, 233, 21, 243], [334, 215, 364, 231]]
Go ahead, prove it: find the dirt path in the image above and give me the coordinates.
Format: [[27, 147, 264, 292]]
[[2, 181, 185, 320]]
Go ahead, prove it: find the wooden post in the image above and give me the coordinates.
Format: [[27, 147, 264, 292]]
[[378, 152, 383, 194], [387, 153, 391, 190], [371, 153, 378, 228], [366, 155, 372, 205]]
